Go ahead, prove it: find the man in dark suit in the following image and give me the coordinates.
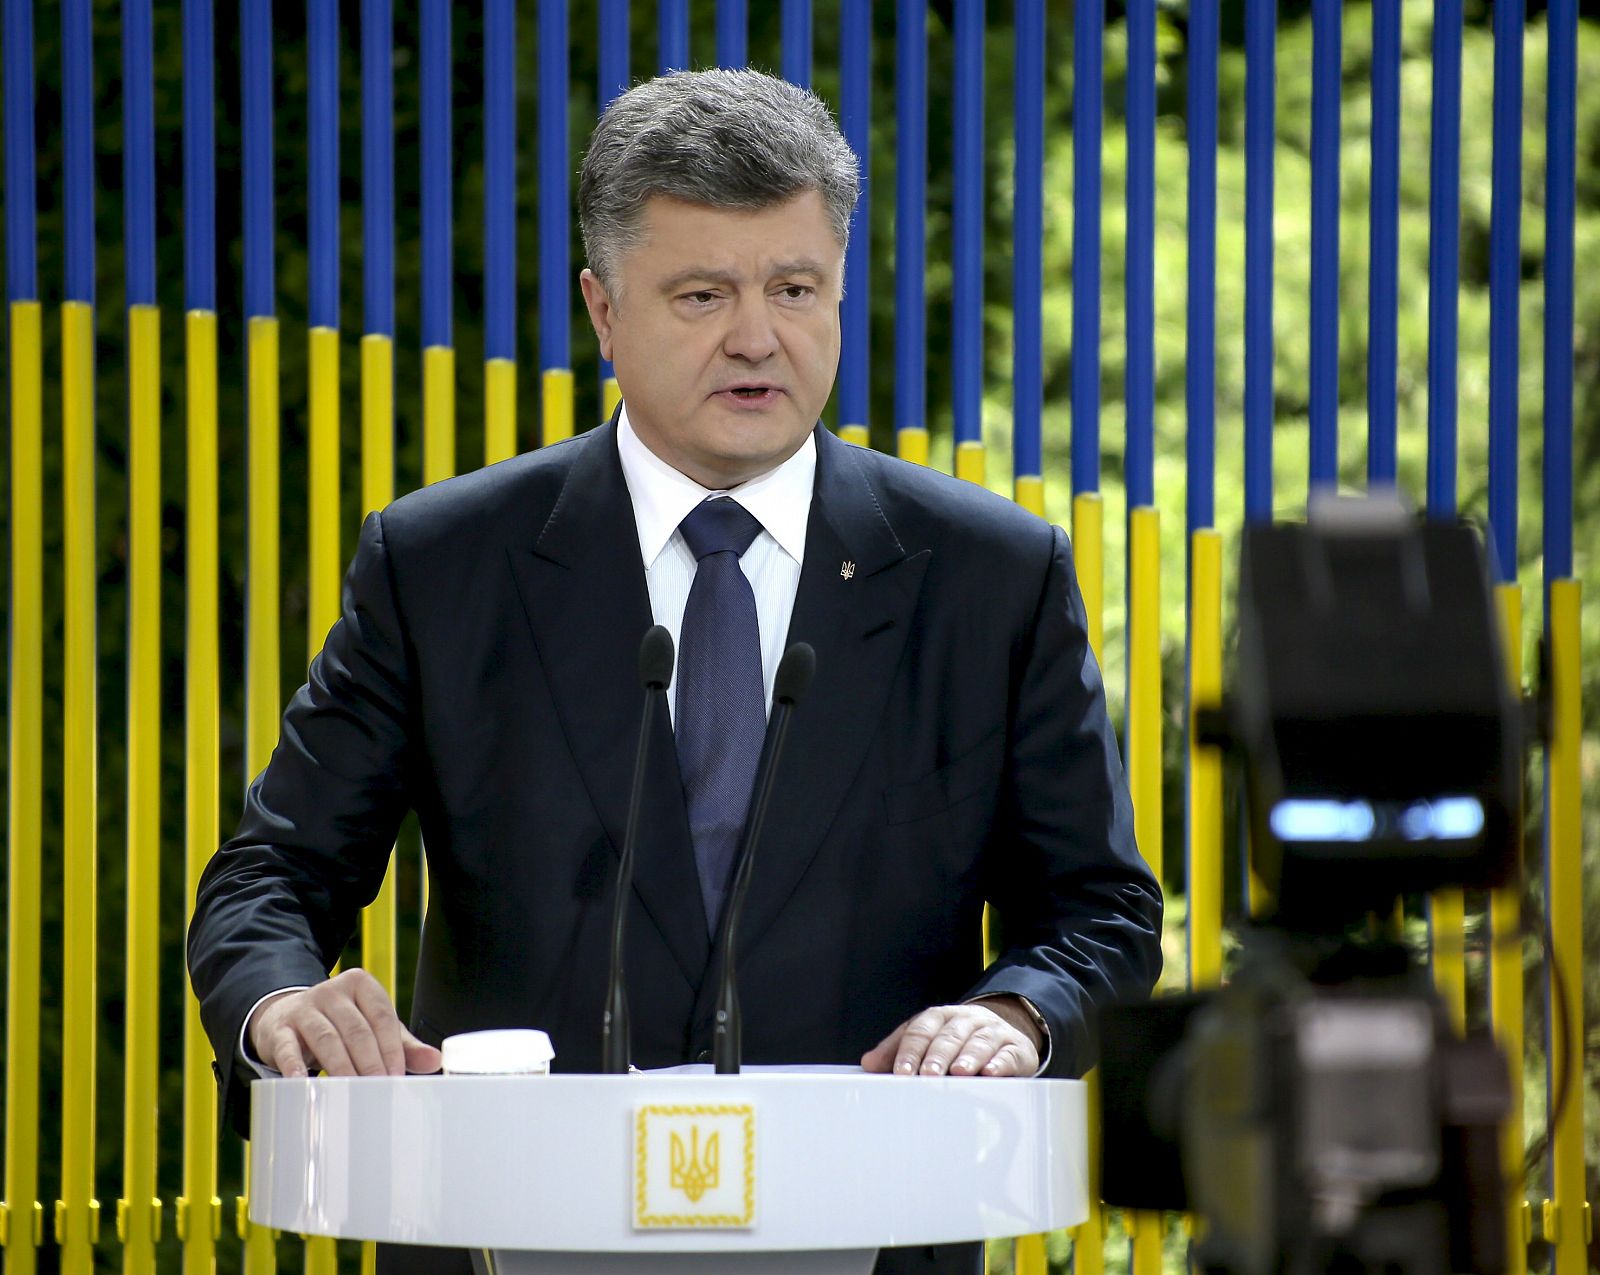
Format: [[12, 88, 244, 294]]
[[189, 69, 1160, 1274]]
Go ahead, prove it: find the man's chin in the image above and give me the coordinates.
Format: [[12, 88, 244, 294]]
[[689, 435, 810, 488]]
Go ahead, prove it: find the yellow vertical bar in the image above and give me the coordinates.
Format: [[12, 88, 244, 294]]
[[484, 357, 517, 465], [119, 305, 163, 1275], [423, 344, 455, 485], [1128, 508, 1161, 879], [308, 328, 341, 652], [360, 332, 399, 1007], [1429, 889, 1466, 1031], [1014, 475, 1045, 520], [1127, 505, 1162, 1275], [837, 423, 870, 448], [58, 299, 101, 1274], [1070, 1068, 1106, 1275], [954, 440, 985, 485], [1490, 582, 1526, 1275], [1544, 579, 1586, 1275], [5, 300, 46, 1273], [541, 367, 574, 446], [1068, 491, 1107, 1275], [306, 324, 342, 1275], [1014, 1232, 1048, 1275], [243, 315, 280, 1275], [361, 334, 395, 515], [896, 427, 929, 466], [602, 373, 622, 425], [1072, 494, 1104, 657], [302, 1236, 336, 1273], [180, 310, 223, 1275], [1188, 528, 1223, 989], [246, 315, 282, 777]]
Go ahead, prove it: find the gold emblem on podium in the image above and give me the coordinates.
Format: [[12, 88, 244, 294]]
[[669, 1125, 719, 1201], [635, 1104, 755, 1229]]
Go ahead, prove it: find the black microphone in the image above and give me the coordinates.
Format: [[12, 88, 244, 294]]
[[712, 642, 817, 1074], [602, 625, 675, 1074]]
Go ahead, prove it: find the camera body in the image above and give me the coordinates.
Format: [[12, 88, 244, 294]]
[[1101, 499, 1524, 1275]]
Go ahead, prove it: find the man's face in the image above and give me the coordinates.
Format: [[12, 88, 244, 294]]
[[580, 191, 843, 489]]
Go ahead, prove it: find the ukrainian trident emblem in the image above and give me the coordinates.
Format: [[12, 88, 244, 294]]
[[635, 1104, 756, 1229], [669, 1125, 720, 1202]]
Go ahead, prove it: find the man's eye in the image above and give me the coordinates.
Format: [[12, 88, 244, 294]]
[[682, 291, 718, 305], [778, 285, 814, 300]]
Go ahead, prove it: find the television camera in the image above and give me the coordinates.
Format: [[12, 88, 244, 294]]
[[1099, 496, 1545, 1275]]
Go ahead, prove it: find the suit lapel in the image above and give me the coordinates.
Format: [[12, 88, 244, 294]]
[[506, 421, 711, 991], [699, 429, 929, 996]]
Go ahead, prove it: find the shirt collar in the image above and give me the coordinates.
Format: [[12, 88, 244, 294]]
[[617, 405, 815, 568]]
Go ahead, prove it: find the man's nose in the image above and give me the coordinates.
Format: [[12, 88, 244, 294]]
[[720, 293, 779, 362]]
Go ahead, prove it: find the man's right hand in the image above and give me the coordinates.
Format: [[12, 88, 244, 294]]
[[248, 968, 443, 1079]]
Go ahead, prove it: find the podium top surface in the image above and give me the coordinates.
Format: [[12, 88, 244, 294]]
[[250, 1066, 1088, 1252]]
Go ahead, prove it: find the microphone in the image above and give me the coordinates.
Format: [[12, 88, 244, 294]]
[[712, 642, 817, 1074], [602, 625, 676, 1074]]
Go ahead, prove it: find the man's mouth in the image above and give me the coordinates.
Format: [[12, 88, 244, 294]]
[[713, 384, 784, 407]]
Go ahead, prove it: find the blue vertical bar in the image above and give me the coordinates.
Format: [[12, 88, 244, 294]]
[[1070, 0, 1102, 496], [123, 0, 156, 307], [1308, 0, 1340, 491], [782, 0, 812, 89], [183, 0, 214, 313], [1425, 0, 1461, 518], [1124, 0, 1154, 510], [1186, 0, 1217, 533], [598, 0, 628, 388], [839, 0, 871, 435], [539, 0, 570, 373], [718, 0, 747, 68], [600, 0, 629, 104], [421, 0, 452, 348], [485, 0, 515, 362], [1366, 0, 1400, 487], [308, 0, 339, 330], [242, 0, 274, 318], [1243, 0, 1274, 523], [895, 0, 926, 438], [62, 0, 94, 303], [1487, 0, 1522, 582], [1543, 0, 1575, 582], [4, 0, 38, 301], [363, 0, 394, 337], [951, 0, 983, 454], [658, 0, 689, 72], [1012, 0, 1044, 484]]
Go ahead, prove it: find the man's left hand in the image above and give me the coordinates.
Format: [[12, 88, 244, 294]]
[[860, 1000, 1042, 1077]]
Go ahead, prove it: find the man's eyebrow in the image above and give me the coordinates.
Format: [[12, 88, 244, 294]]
[[656, 260, 830, 294], [657, 267, 739, 294], [768, 259, 828, 280]]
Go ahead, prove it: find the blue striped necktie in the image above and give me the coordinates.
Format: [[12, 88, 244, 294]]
[[674, 497, 767, 932]]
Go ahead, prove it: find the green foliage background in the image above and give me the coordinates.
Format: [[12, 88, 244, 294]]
[[0, 2, 1595, 1271]]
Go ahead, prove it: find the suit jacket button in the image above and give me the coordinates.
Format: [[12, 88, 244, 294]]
[[695, 1049, 711, 1064]]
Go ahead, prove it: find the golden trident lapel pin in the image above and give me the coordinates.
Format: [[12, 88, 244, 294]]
[[840, 560, 856, 580]]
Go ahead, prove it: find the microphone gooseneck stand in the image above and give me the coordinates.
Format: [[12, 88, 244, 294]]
[[601, 625, 676, 1074]]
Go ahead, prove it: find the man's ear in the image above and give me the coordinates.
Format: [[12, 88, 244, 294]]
[[579, 268, 616, 363]]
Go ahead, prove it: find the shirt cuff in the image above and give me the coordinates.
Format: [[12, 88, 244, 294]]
[[238, 986, 312, 1079], [965, 992, 1052, 1077]]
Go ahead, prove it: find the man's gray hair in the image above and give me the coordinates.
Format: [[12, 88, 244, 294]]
[[578, 69, 861, 296]]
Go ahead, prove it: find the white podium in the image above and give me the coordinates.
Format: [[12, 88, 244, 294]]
[[250, 1065, 1087, 1274]]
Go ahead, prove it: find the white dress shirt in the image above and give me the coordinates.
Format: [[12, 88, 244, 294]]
[[616, 405, 813, 719]]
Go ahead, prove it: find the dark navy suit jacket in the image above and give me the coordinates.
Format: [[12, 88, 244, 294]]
[[189, 418, 1161, 1272]]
